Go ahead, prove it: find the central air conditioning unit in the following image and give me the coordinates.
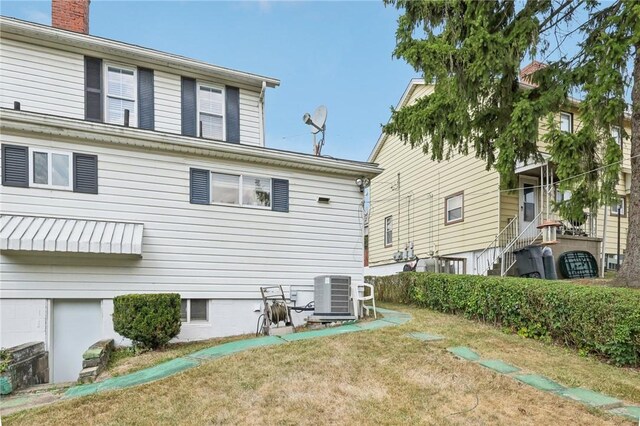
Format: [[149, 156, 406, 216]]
[[310, 275, 356, 322]]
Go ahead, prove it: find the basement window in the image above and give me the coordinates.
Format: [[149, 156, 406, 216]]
[[181, 299, 209, 323]]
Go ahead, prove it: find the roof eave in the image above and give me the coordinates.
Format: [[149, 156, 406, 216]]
[[0, 109, 381, 178], [0, 16, 280, 88]]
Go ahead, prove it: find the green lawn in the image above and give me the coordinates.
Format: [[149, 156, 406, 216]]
[[5, 304, 637, 425]]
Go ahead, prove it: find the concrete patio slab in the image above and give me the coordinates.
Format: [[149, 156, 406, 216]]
[[514, 374, 565, 392], [557, 388, 623, 409], [608, 406, 640, 421], [478, 360, 520, 374], [406, 332, 444, 342], [447, 346, 481, 361]]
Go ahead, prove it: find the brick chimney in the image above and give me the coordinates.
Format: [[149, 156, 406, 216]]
[[519, 61, 547, 86], [52, 0, 90, 34]]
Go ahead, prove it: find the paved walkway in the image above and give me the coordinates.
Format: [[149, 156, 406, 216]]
[[0, 308, 410, 416], [407, 336, 640, 422]]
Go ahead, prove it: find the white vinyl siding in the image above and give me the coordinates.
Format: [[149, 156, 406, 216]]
[[0, 38, 84, 118], [0, 37, 266, 146], [0, 134, 366, 300], [239, 89, 262, 146], [154, 71, 182, 134]]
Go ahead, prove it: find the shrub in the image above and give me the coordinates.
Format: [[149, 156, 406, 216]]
[[113, 294, 181, 349], [372, 273, 640, 366]]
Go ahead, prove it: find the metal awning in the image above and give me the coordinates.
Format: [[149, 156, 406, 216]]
[[0, 215, 143, 255]]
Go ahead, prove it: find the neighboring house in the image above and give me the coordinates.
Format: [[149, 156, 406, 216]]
[[366, 72, 631, 277], [0, 1, 381, 383]]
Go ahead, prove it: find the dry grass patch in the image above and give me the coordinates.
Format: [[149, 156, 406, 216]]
[[6, 305, 637, 425]]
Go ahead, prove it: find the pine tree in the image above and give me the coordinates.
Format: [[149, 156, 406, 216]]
[[383, 0, 639, 286]]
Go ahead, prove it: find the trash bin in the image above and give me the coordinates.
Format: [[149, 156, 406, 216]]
[[541, 246, 558, 280], [514, 245, 545, 279]]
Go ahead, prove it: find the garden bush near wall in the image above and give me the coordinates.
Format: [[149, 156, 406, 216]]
[[113, 294, 182, 350], [369, 273, 640, 367]]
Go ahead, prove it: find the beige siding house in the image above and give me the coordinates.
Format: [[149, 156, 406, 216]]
[[366, 78, 631, 276]]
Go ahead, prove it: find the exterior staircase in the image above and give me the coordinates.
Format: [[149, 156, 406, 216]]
[[476, 212, 544, 276]]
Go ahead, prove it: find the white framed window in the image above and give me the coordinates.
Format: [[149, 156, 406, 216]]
[[445, 192, 464, 224], [242, 175, 271, 208], [181, 299, 209, 323], [198, 83, 225, 140], [610, 197, 626, 217], [560, 112, 573, 133], [29, 148, 73, 190], [384, 216, 393, 247], [210, 173, 272, 209], [555, 189, 572, 203], [212, 173, 240, 205], [611, 126, 622, 146], [105, 63, 137, 126]]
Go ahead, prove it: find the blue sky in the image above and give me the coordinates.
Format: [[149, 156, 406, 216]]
[[0, 0, 418, 161]]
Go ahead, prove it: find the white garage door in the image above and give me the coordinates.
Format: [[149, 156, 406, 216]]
[[52, 300, 102, 383]]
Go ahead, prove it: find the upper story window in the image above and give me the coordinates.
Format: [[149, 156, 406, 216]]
[[445, 192, 464, 225], [198, 84, 225, 140], [30, 148, 73, 191], [106, 64, 137, 126], [611, 126, 622, 147], [610, 197, 626, 217], [384, 216, 393, 247], [560, 112, 573, 133], [211, 173, 240, 205], [243, 176, 271, 208]]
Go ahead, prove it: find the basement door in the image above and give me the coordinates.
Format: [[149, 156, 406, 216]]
[[518, 176, 539, 239], [52, 300, 102, 383]]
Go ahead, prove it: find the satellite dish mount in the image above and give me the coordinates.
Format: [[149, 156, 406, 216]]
[[303, 106, 327, 156]]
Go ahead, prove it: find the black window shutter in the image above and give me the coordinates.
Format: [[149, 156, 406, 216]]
[[73, 153, 98, 194], [1, 144, 29, 187], [181, 77, 197, 136], [85, 56, 103, 122], [138, 68, 155, 130], [272, 179, 289, 212], [190, 168, 210, 204], [225, 86, 240, 143]]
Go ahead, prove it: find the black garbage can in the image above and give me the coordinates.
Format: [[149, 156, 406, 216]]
[[514, 245, 545, 279]]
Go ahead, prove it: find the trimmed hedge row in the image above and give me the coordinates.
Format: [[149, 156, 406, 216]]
[[367, 273, 640, 366], [113, 294, 182, 349]]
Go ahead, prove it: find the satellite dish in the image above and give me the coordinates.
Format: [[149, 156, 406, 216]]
[[310, 105, 327, 134], [302, 105, 328, 156]]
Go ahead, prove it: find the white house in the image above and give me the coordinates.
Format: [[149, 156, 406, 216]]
[[0, 1, 381, 383]]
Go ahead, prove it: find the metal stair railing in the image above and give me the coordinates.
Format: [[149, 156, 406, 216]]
[[475, 215, 518, 275], [500, 211, 544, 276]]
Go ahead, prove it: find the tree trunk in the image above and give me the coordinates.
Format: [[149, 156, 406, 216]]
[[615, 46, 640, 287]]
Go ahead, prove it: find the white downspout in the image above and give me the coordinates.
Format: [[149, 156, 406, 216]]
[[259, 81, 267, 147]]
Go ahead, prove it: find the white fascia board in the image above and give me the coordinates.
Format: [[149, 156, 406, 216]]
[[0, 109, 382, 178], [368, 78, 425, 163], [0, 16, 280, 89]]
